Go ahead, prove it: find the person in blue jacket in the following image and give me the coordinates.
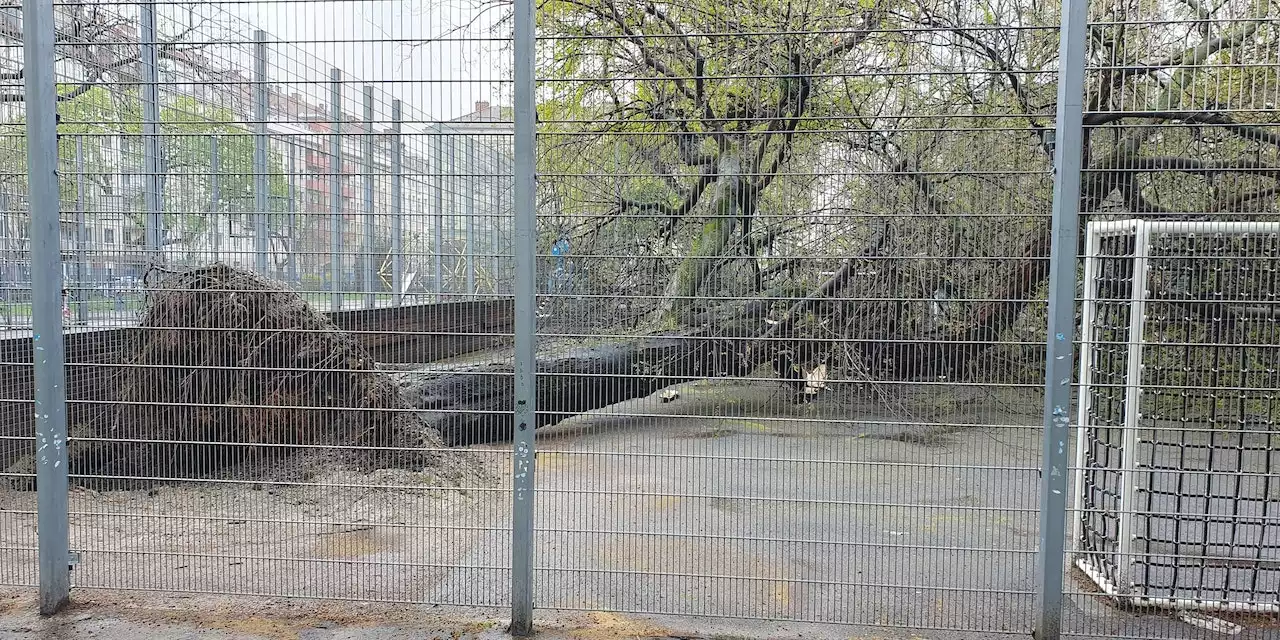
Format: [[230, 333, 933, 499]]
[[548, 234, 570, 294]]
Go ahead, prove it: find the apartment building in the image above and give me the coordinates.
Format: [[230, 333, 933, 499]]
[[0, 4, 514, 297]]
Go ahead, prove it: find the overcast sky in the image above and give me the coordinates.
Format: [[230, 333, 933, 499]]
[[209, 0, 510, 127]]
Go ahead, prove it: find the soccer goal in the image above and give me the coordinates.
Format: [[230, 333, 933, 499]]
[[1073, 218, 1280, 612]]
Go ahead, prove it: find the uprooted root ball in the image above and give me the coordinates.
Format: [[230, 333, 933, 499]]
[[73, 263, 452, 483]]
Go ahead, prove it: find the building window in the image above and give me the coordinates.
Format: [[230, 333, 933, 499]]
[[104, 229, 115, 245]]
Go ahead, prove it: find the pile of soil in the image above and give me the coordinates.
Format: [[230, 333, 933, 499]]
[[69, 264, 465, 485]]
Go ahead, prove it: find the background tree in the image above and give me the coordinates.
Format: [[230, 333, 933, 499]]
[[533, 0, 1278, 377], [155, 95, 291, 261], [418, 0, 1280, 445], [0, 88, 289, 265]]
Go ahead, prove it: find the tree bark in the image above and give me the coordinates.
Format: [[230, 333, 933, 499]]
[[402, 334, 758, 446]]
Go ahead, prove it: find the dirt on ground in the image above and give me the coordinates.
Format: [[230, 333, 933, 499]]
[[0, 589, 741, 640], [3, 380, 1276, 640]]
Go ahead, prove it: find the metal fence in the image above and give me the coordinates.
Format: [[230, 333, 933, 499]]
[[1, 0, 1277, 639], [0, 1, 514, 329]]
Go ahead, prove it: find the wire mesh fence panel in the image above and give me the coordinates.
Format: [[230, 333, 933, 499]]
[[528, 1, 1057, 634], [1066, 1, 1280, 638], [0, 3, 37, 587], [0, 0, 517, 608], [4, 0, 1279, 634]]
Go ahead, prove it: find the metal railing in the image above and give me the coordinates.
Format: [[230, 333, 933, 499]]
[[1, 0, 1277, 639]]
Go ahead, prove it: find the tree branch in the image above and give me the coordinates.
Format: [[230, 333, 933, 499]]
[[1113, 156, 1280, 178], [923, 15, 1048, 130], [1108, 17, 1265, 85], [598, 0, 698, 104], [749, 15, 876, 195], [1083, 110, 1280, 148], [0, 41, 195, 103], [760, 223, 890, 341], [1215, 185, 1278, 211], [619, 168, 717, 219]]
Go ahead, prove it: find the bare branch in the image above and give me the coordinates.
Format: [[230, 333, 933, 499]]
[[0, 2, 213, 103], [619, 167, 717, 219], [1112, 156, 1280, 178], [1083, 111, 1280, 148], [1215, 185, 1278, 210]]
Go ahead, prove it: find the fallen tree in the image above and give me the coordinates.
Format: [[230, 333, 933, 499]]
[[69, 264, 459, 483], [403, 334, 766, 446], [458, 0, 1280, 452]]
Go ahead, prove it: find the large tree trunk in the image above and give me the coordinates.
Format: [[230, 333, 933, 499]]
[[401, 333, 761, 446]]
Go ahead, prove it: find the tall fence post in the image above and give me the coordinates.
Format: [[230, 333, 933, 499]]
[[510, 0, 537, 627], [329, 67, 343, 313], [465, 136, 476, 295], [362, 85, 376, 309], [286, 136, 297, 284], [390, 100, 404, 306], [1035, 0, 1089, 638], [494, 144, 504, 294], [74, 136, 87, 324], [210, 136, 221, 262], [253, 29, 270, 276], [0, 193, 9, 328], [23, 0, 71, 615], [432, 124, 445, 297], [139, 0, 163, 269], [447, 134, 459, 295]]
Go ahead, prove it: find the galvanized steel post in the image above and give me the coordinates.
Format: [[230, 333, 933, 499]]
[[330, 68, 344, 313], [253, 30, 270, 276], [390, 100, 404, 306], [23, 0, 71, 615], [139, 0, 164, 268], [362, 85, 376, 309], [1036, 0, 1090, 638], [510, 0, 538, 627]]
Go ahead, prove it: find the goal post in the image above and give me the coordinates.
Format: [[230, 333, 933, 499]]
[[1073, 218, 1280, 613]]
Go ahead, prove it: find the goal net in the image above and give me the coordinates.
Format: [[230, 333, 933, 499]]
[[1073, 219, 1280, 612]]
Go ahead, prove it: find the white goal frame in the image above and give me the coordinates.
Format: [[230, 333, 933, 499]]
[[1072, 218, 1280, 613]]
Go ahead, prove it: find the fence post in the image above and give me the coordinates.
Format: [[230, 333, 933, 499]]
[[362, 85, 376, 309], [23, 0, 71, 615], [510, 0, 537, 627], [210, 136, 221, 262], [286, 136, 297, 284], [139, 0, 163, 269], [494, 145, 504, 293], [432, 123, 444, 297], [329, 68, 343, 313], [74, 136, 87, 324], [465, 136, 476, 295], [390, 100, 403, 306], [447, 134, 459, 295], [0, 192, 10, 327], [253, 30, 270, 276], [1035, 0, 1090, 637]]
